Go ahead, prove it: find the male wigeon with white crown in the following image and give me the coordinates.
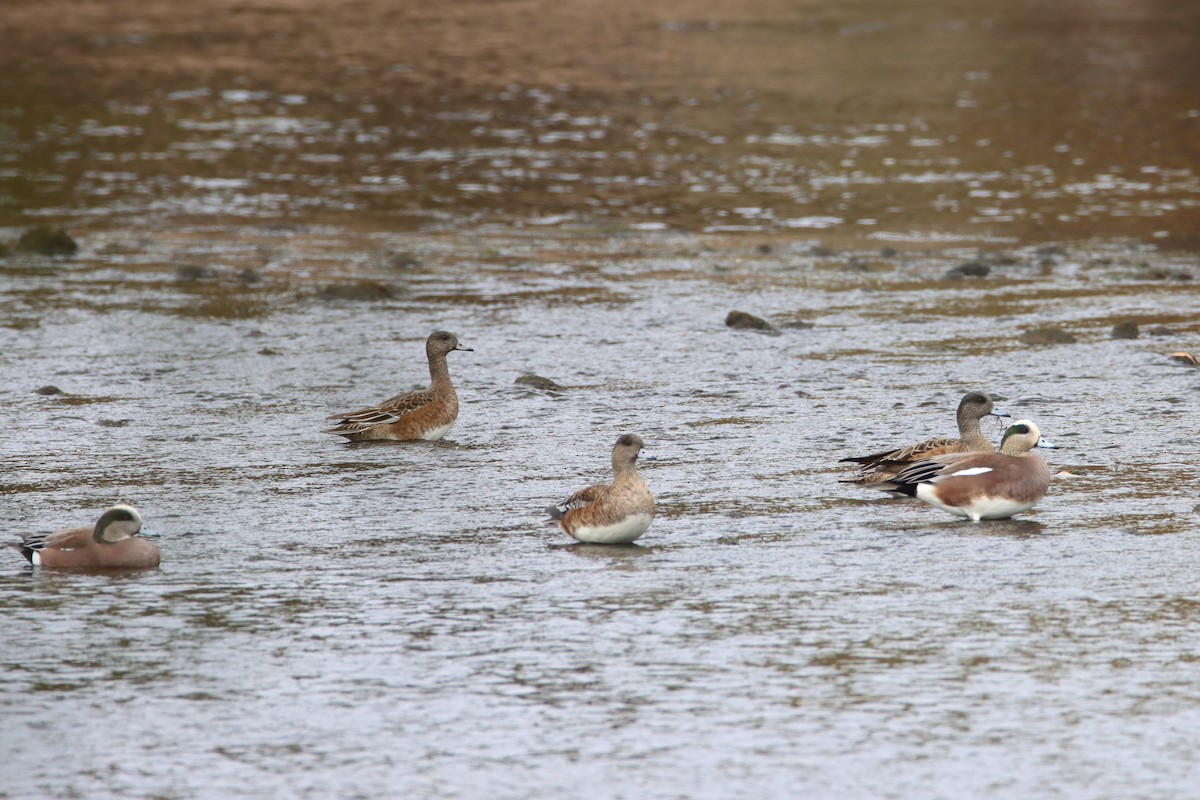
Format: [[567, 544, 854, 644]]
[[11, 504, 160, 569], [868, 420, 1056, 522]]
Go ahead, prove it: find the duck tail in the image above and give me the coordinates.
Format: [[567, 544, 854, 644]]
[[9, 541, 35, 564]]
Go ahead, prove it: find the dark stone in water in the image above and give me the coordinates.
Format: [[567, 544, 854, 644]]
[[944, 261, 991, 279], [1146, 325, 1175, 336], [15, 226, 78, 256], [389, 252, 422, 270], [725, 310, 779, 334], [237, 268, 262, 285], [34, 385, 65, 395], [1021, 326, 1077, 345], [879, 247, 898, 258], [175, 264, 218, 281], [317, 281, 398, 301], [1111, 322, 1139, 339], [515, 374, 566, 392]]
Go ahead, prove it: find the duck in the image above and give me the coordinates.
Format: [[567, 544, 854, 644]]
[[547, 434, 655, 544], [840, 391, 1007, 484], [867, 419, 1056, 521], [11, 504, 160, 569], [324, 330, 472, 441]]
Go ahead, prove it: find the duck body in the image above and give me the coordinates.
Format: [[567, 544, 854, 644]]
[[549, 434, 655, 544], [325, 330, 471, 442], [869, 420, 1055, 522], [841, 391, 1006, 485], [12, 505, 160, 569]]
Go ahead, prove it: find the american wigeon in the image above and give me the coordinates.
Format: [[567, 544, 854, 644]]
[[324, 330, 472, 441], [11, 504, 160, 569], [868, 420, 1056, 521], [547, 434, 655, 544], [840, 391, 1008, 484]]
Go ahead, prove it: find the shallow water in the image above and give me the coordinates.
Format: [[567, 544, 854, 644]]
[[3, 1, 1200, 798]]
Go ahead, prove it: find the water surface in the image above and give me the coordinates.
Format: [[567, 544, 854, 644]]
[[2, 1, 1199, 798]]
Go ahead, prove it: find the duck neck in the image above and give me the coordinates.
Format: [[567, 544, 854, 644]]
[[428, 352, 453, 390], [957, 410, 990, 450], [612, 457, 639, 479]]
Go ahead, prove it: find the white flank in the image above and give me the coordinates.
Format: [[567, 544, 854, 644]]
[[950, 467, 993, 477], [916, 485, 1037, 522], [570, 513, 652, 545], [32, 552, 43, 566], [420, 422, 454, 441]]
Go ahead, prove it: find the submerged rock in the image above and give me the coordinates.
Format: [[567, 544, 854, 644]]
[[317, 281, 398, 301], [175, 264, 218, 281], [943, 260, 991, 280], [34, 385, 65, 396], [725, 310, 779, 334], [515, 374, 566, 392], [1020, 326, 1077, 345], [1145, 325, 1175, 336], [1111, 322, 1139, 339], [15, 226, 78, 257]]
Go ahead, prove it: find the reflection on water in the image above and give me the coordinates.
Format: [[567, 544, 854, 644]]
[[2, 0, 1200, 797]]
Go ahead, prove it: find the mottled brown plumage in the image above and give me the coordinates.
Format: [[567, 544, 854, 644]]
[[840, 391, 1006, 484], [548, 434, 655, 544], [324, 330, 472, 441]]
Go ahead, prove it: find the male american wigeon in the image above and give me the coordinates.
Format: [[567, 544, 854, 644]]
[[11, 504, 160, 569], [867, 419, 1056, 522], [324, 330, 472, 441], [547, 434, 656, 544], [840, 391, 1008, 484]]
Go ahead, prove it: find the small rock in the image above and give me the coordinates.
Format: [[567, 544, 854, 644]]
[[1021, 326, 1077, 345], [1145, 325, 1175, 336], [388, 252, 422, 270], [175, 264, 217, 281], [725, 310, 779, 334], [944, 261, 991, 279], [34, 385, 65, 396], [1111, 322, 1139, 339], [237, 268, 262, 285], [15, 226, 78, 257], [754, 243, 772, 255], [515, 374, 566, 392], [879, 247, 898, 258], [317, 282, 397, 301]]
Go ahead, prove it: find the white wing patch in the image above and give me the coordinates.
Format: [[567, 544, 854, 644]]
[[951, 467, 994, 477]]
